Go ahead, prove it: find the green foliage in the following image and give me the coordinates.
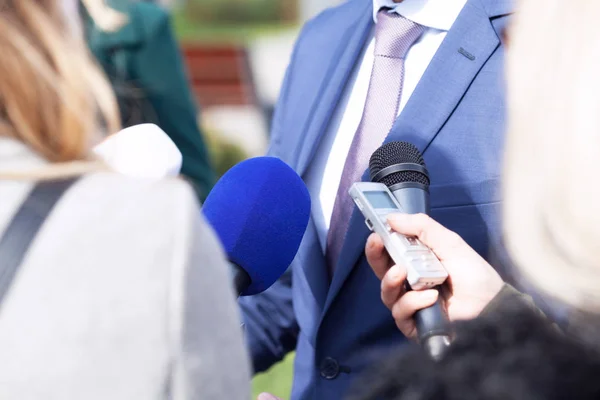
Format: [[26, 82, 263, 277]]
[[174, 0, 297, 43], [203, 129, 249, 178], [252, 352, 295, 399], [186, 0, 283, 24], [173, 17, 296, 43]]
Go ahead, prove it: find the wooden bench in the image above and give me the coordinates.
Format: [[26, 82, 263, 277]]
[[181, 44, 258, 108]]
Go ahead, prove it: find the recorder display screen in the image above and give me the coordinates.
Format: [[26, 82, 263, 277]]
[[364, 191, 398, 209]]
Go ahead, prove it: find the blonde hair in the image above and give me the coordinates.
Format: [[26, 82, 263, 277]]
[[504, 0, 600, 313], [0, 0, 121, 179]]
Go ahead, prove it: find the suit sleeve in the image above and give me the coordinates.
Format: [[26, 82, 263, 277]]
[[239, 268, 299, 373], [132, 5, 216, 202], [237, 31, 304, 374], [480, 284, 541, 317]]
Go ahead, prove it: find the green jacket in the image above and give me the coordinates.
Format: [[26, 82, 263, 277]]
[[84, 1, 215, 202]]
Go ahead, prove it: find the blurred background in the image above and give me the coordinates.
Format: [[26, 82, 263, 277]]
[[171, 0, 343, 397]]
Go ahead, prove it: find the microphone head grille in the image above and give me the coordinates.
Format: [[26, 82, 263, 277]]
[[369, 141, 429, 187]]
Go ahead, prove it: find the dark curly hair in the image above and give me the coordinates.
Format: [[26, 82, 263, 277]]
[[348, 299, 600, 400]]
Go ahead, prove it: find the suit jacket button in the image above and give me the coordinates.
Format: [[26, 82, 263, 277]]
[[320, 357, 340, 380]]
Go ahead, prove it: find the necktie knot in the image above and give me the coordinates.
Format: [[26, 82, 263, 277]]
[[375, 10, 425, 59]]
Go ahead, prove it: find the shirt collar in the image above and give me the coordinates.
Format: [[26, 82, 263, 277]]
[[373, 0, 468, 31]]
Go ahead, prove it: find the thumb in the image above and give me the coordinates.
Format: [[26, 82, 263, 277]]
[[387, 213, 464, 259], [257, 393, 283, 400]]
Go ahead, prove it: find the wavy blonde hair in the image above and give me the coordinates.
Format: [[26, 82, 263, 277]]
[[504, 0, 600, 313], [0, 0, 120, 179]]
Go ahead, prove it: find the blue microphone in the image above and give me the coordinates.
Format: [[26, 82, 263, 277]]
[[202, 157, 311, 296]]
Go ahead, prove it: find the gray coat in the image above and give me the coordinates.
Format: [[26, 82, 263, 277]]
[[0, 138, 250, 399]]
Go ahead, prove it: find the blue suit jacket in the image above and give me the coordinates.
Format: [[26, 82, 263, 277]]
[[240, 0, 513, 398]]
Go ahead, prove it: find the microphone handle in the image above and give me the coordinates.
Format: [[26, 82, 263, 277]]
[[414, 293, 451, 360], [390, 185, 451, 360], [229, 261, 251, 296]]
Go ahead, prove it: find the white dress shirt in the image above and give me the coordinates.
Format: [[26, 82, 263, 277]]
[[305, 0, 468, 251]]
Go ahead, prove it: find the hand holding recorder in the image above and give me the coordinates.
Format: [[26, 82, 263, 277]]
[[366, 212, 504, 339]]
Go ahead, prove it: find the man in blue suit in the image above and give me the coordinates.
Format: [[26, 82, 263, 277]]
[[240, 0, 513, 398]]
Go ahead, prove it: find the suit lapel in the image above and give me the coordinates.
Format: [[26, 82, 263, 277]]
[[322, 0, 508, 316], [295, 218, 329, 315], [384, 0, 502, 152], [294, 0, 374, 176], [481, 0, 513, 18], [284, 0, 372, 311]]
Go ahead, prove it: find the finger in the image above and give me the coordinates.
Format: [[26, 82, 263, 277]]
[[391, 289, 439, 338], [381, 264, 407, 309], [257, 393, 282, 400], [387, 213, 465, 259], [366, 233, 393, 280]]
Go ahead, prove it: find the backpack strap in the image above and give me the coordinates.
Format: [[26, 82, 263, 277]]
[[0, 178, 79, 307]]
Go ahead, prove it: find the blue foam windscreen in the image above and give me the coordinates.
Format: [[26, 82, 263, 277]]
[[202, 157, 311, 295]]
